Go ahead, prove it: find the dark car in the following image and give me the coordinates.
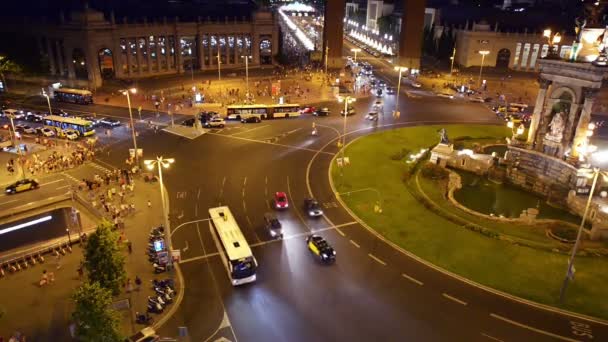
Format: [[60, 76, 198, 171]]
[[304, 197, 323, 217], [100, 117, 121, 127], [263, 212, 283, 239], [5, 178, 39, 194], [83, 116, 101, 126], [306, 234, 336, 263], [314, 108, 330, 116], [181, 118, 196, 126], [385, 86, 396, 95], [241, 115, 261, 123], [25, 113, 43, 123], [340, 107, 356, 116]]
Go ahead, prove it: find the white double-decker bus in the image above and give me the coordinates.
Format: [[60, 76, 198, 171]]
[[209, 206, 257, 286]]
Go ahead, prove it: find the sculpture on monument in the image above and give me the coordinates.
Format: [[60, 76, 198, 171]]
[[437, 128, 449, 144], [545, 112, 566, 143]]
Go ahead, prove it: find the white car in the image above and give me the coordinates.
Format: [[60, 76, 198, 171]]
[[126, 327, 159, 342], [204, 117, 225, 128], [437, 93, 454, 99], [40, 128, 55, 137], [365, 112, 379, 121], [410, 82, 422, 88], [63, 130, 79, 140]]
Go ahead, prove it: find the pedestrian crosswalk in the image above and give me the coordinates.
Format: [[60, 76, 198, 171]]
[[89, 162, 111, 173]]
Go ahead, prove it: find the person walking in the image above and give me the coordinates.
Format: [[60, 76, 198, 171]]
[[55, 254, 61, 270], [135, 276, 142, 291], [147, 200, 152, 208]]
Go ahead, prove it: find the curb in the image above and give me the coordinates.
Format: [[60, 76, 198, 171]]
[[321, 124, 608, 326]]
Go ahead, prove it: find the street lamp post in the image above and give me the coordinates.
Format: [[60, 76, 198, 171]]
[[241, 55, 252, 100], [350, 48, 361, 62], [478, 50, 490, 88], [337, 95, 356, 157], [394, 66, 408, 113], [66, 228, 72, 245], [41, 88, 52, 115], [121, 88, 139, 165], [544, 29, 562, 57], [324, 42, 329, 75], [6, 114, 25, 179], [507, 120, 525, 143], [144, 156, 175, 265]]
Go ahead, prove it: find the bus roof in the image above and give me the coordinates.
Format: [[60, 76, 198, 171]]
[[226, 104, 268, 109], [45, 115, 93, 126], [55, 88, 93, 96], [208, 206, 253, 261], [269, 103, 300, 107]]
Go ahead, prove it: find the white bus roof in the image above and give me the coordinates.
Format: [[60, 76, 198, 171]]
[[208, 206, 253, 261], [56, 88, 93, 96], [45, 115, 93, 126], [226, 104, 268, 109]]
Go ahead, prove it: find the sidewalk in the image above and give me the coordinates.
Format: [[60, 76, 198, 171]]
[[0, 174, 173, 341]]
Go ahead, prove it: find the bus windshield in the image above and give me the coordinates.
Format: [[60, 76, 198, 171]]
[[231, 257, 256, 279]]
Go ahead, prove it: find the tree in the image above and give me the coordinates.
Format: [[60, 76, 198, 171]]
[[0, 56, 22, 92], [84, 221, 126, 295], [376, 15, 397, 35], [72, 281, 122, 342]]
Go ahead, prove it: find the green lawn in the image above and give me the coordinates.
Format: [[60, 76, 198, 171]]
[[332, 125, 608, 319]]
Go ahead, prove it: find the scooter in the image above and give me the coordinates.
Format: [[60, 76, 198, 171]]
[[151, 278, 173, 289], [155, 295, 166, 306], [154, 287, 173, 304], [312, 127, 318, 136], [135, 312, 153, 325], [153, 263, 167, 273], [147, 297, 163, 313]]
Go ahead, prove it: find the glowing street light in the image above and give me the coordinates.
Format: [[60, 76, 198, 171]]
[[559, 156, 608, 303], [337, 95, 356, 157], [41, 88, 52, 115], [120, 88, 139, 165], [394, 66, 408, 111], [478, 50, 490, 88], [350, 48, 361, 62], [241, 55, 252, 99], [144, 156, 175, 263], [544, 28, 562, 56]]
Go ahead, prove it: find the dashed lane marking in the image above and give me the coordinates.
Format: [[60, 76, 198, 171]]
[[207, 132, 336, 155], [401, 273, 424, 286], [230, 125, 269, 136], [349, 240, 360, 248], [489, 314, 579, 342], [335, 228, 345, 236], [368, 253, 387, 266], [442, 293, 467, 306], [480, 333, 504, 342]]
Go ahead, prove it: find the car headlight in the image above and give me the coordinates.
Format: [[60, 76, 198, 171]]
[[332, 250, 336, 256], [321, 253, 327, 259], [6, 189, 11, 193], [270, 230, 276, 236], [309, 211, 315, 216]]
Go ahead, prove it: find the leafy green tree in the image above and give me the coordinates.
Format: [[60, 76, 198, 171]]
[[0, 56, 22, 92], [72, 281, 122, 342], [84, 221, 126, 295], [376, 15, 397, 35]]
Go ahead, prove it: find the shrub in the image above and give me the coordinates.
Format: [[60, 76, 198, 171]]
[[390, 148, 411, 161], [420, 162, 449, 180]]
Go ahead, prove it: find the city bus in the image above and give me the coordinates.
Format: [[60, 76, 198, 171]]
[[208, 206, 257, 286], [52, 88, 94, 105], [226, 104, 269, 120], [269, 104, 301, 118], [43, 115, 96, 137]]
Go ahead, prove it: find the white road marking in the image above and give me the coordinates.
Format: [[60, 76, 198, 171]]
[[286, 175, 311, 232], [442, 293, 467, 306], [182, 240, 189, 253], [230, 125, 269, 136], [401, 273, 424, 286], [490, 314, 579, 342], [480, 333, 504, 342], [208, 132, 336, 155], [0, 199, 18, 206], [197, 188, 201, 199], [368, 253, 387, 266], [40, 179, 64, 187], [195, 203, 198, 217], [243, 176, 247, 187], [170, 218, 211, 237], [55, 185, 70, 190], [335, 228, 345, 236], [349, 240, 360, 248]]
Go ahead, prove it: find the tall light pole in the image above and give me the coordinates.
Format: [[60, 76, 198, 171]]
[[337, 95, 356, 157], [241, 55, 252, 100], [6, 113, 25, 179], [121, 88, 139, 165], [450, 48, 456, 75], [394, 66, 408, 112], [350, 48, 361, 62], [41, 88, 52, 115], [144, 156, 175, 265], [324, 42, 329, 75], [559, 158, 607, 303], [478, 50, 490, 88]]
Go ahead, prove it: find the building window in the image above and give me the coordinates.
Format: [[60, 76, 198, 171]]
[[245, 35, 252, 56], [228, 36, 235, 64], [529, 44, 540, 69], [210, 35, 218, 65], [236, 36, 244, 63], [168, 36, 176, 69], [139, 37, 148, 72], [559, 45, 571, 59], [202, 34, 209, 66], [158, 36, 166, 70], [513, 43, 521, 67], [520, 43, 531, 69], [120, 38, 128, 73], [540, 44, 549, 58]]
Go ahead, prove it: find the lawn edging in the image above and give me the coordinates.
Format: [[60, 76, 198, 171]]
[[327, 128, 608, 325]]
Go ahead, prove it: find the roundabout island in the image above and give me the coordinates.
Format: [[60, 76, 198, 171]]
[[330, 124, 608, 320]]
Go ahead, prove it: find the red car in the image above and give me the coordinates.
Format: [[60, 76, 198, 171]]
[[274, 192, 289, 209], [300, 106, 316, 114]]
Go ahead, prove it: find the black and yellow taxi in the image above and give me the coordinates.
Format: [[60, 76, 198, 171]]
[[5, 178, 39, 194], [306, 234, 336, 263]]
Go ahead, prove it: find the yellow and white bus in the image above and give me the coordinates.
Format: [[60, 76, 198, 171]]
[[44, 115, 96, 137], [209, 206, 257, 286], [226, 103, 301, 120], [51, 88, 94, 104], [269, 104, 301, 118]]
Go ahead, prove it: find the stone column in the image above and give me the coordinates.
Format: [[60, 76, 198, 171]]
[[398, 0, 425, 70], [233, 35, 239, 65], [198, 32, 204, 70], [156, 37, 162, 72], [167, 36, 173, 71], [176, 36, 184, 73], [208, 35, 214, 66], [136, 38, 143, 76], [56, 40, 66, 77], [46, 38, 56, 75], [113, 39, 123, 78], [126, 39, 132, 76], [571, 88, 598, 159], [527, 77, 551, 144], [560, 102, 580, 157], [322, 0, 346, 69], [63, 43, 75, 80], [251, 34, 260, 65], [146, 37, 152, 74]]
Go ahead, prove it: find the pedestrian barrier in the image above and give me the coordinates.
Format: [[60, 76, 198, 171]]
[[0, 240, 74, 279]]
